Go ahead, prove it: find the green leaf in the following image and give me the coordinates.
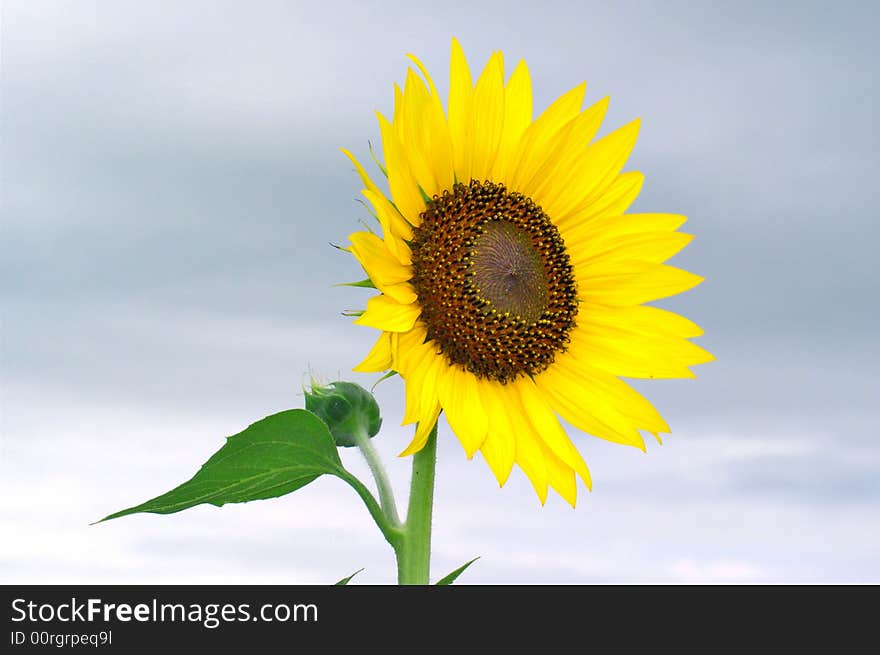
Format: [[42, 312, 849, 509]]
[[334, 568, 364, 585], [435, 557, 480, 585], [99, 409, 344, 522]]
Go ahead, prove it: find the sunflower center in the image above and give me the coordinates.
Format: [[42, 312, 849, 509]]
[[472, 220, 549, 323], [410, 180, 578, 384]]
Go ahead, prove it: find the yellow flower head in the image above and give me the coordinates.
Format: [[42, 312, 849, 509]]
[[343, 39, 713, 506]]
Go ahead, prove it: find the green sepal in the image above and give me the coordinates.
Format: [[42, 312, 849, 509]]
[[334, 569, 364, 585], [368, 140, 387, 178], [370, 370, 399, 391], [356, 197, 380, 222], [435, 557, 480, 585], [418, 186, 432, 205], [335, 278, 376, 289]]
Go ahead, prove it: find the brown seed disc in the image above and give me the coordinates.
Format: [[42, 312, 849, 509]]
[[409, 180, 578, 384]]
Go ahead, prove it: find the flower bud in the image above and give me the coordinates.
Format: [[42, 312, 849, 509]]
[[304, 380, 382, 447]]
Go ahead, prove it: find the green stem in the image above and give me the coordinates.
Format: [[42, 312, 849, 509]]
[[353, 428, 401, 526], [339, 471, 402, 549], [395, 422, 438, 585]]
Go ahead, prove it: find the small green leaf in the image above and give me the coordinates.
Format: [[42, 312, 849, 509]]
[[368, 140, 387, 178], [370, 370, 399, 391], [335, 278, 376, 289], [334, 568, 364, 585], [355, 197, 380, 222], [435, 557, 480, 585], [99, 410, 344, 522]]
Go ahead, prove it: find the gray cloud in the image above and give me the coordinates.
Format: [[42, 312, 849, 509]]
[[3, 0, 879, 583]]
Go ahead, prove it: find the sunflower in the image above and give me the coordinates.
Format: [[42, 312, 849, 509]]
[[343, 39, 713, 506]]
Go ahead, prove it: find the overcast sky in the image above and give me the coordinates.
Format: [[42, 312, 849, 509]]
[[2, 0, 879, 584]]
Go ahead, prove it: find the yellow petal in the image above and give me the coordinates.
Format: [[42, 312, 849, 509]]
[[392, 82, 404, 127], [577, 260, 704, 306], [352, 332, 392, 373], [506, 82, 585, 191], [405, 54, 456, 193], [581, 304, 705, 338], [377, 112, 426, 226], [536, 357, 646, 450], [348, 231, 416, 304], [511, 402, 549, 504], [341, 147, 383, 196], [406, 52, 445, 115], [396, 68, 442, 198], [361, 189, 413, 259], [342, 148, 414, 246], [354, 294, 421, 332], [542, 443, 578, 507], [388, 332, 401, 370], [468, 51, 505, 182], [570, 231, 694, 268], [348, 231, 412, 285], [438, 365, 489, 458], [553, 353, 674, 439], [491, 59, 533, 181], [399, 402, 441, 457], [398, 327, 438, 424], [574, 363, 671, 435], [418, 353, 444, 421], [448, 37, 473, 179], [556, 171, 644, 230], [515, 377, 592, 489], [562, 212, 688, 251], [381, 282, 417, 305], [478, 380, 517, 486], [550, 118, 641, 222], [523, 96, 610, 207], [567, 320, 713, 380]]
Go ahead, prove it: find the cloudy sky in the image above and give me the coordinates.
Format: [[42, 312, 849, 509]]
[[2, 0, 878, 584]]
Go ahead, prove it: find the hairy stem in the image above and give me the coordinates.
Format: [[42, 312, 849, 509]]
[[395, 422, 438, 585]]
